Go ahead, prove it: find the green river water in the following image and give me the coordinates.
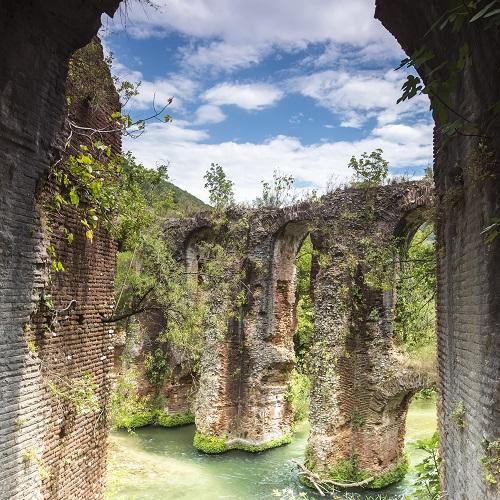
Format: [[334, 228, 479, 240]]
[[106, 398, 436, 500]]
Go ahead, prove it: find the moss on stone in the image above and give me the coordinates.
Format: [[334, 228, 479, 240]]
[[113, 410, 155, 430], [155, 410, 194, 428], [368, 458, 409, 489], [114, 408, 195, 431], [193, 432, 292, 454], [193, 432, 228, 454], [236, 434, 292, 453], [303, 454, 409, 491]]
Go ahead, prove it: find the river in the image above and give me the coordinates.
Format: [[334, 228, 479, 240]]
[[106, 398, 436, 499]]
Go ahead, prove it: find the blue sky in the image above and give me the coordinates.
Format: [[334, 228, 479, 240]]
[[102, 0, 432, 202]]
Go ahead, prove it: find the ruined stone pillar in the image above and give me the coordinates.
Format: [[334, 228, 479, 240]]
[[192, 211, 308, 452], [306, 186, 431, 488]]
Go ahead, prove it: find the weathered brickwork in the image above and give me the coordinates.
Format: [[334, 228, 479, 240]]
[[376, 2, 500, 497], [172, 182, 433, 480], [306, 183, 433, 485], [0, 4, 120, 496]]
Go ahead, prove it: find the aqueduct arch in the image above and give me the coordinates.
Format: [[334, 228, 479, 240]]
[[0, 1, 499, 498], [174, 181, 435, 487]]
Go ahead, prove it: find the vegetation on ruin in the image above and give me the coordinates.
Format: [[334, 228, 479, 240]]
[[394, 224, 437, 379], [348, 149, 389, 188], [480, 439, 500, 486], [110, 367, 195, 430], [254, 169, 296, 207], [412, 432, 441, 499], [204, 162, 235, 210], [193, 432, 229, 454]]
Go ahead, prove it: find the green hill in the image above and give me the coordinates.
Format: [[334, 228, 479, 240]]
[[166, 181, 210, 214]]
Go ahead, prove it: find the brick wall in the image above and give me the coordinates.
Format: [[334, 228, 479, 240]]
[[0, 4, 121, 495], [376, 2, 500, 496]]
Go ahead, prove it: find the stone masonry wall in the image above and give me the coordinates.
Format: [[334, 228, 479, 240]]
[[376, 2, 500, 496], [176, 182, 433, 477], [0, 7, 121, 496], [306, 183, 433, 486]]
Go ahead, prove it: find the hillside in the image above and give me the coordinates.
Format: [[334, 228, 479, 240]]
[[166, 181, 210, 214]]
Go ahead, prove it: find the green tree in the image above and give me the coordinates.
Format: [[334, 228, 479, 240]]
[[394, 224, 436, 349], [348, 148, 389, 188], [204, 163, 234, 209], [255, 169, 295, 207]]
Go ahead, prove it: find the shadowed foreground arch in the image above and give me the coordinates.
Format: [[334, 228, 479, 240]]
[[0, 1, 498, 498], [376, 2, 500, 497]]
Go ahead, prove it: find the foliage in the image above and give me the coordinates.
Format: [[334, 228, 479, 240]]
[[396, 1, 500, 137], [450, 401, 466, 429], [287, 370, 311, 423], [480, 439, 500, 486], [111, 157, 208, 369], [324, 455, 408, 489], [254, 169, 295, 207], [46, 371, 100, 415], [67, 40, 138, 112], [110, 368, 155, 430], [394, 225, 437, 349], [144, 348, 170, 387], [412, 432, 441, 499], [294, 235, 314, 365], [414, 388, 437, 401], [165, 181, 209, 214], [156, 410, 194, 428], [193, 431, 291, 454], [193, 432, 228, 454], [204, 163, 234, 210], [238, 434, 293, 453], [348, 149, 388, 188], [369, 459, 409, 489], [110, 368, 195, 430]]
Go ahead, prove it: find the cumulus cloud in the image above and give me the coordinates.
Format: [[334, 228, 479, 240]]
[[203, 82, 284, 111], [289, 69, 429, 128], [111, 61, 198, 112], [124, 121, 433, 202], [110, 0, 400, 71], [179, 41, 268, 73], [193, 104, 227, 124]]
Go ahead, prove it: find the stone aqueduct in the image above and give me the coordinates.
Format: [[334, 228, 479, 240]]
[[0, 1, 499, 499], [168, 180, 434, 486]]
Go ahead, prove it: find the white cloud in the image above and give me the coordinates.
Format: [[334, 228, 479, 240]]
[[179, 41, 268, 72], [110, 0, 401, 71], [290, 69, 429, 128], [193, 104, 227, 124], [111, 61, 199, 112], [116, 0, 386, 45], [124, 121, 432, 202], [203, 82, 284, 111]]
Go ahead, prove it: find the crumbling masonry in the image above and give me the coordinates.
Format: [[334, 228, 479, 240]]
[[172, 181, 433, 486], [0, 0, 499, 498]]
